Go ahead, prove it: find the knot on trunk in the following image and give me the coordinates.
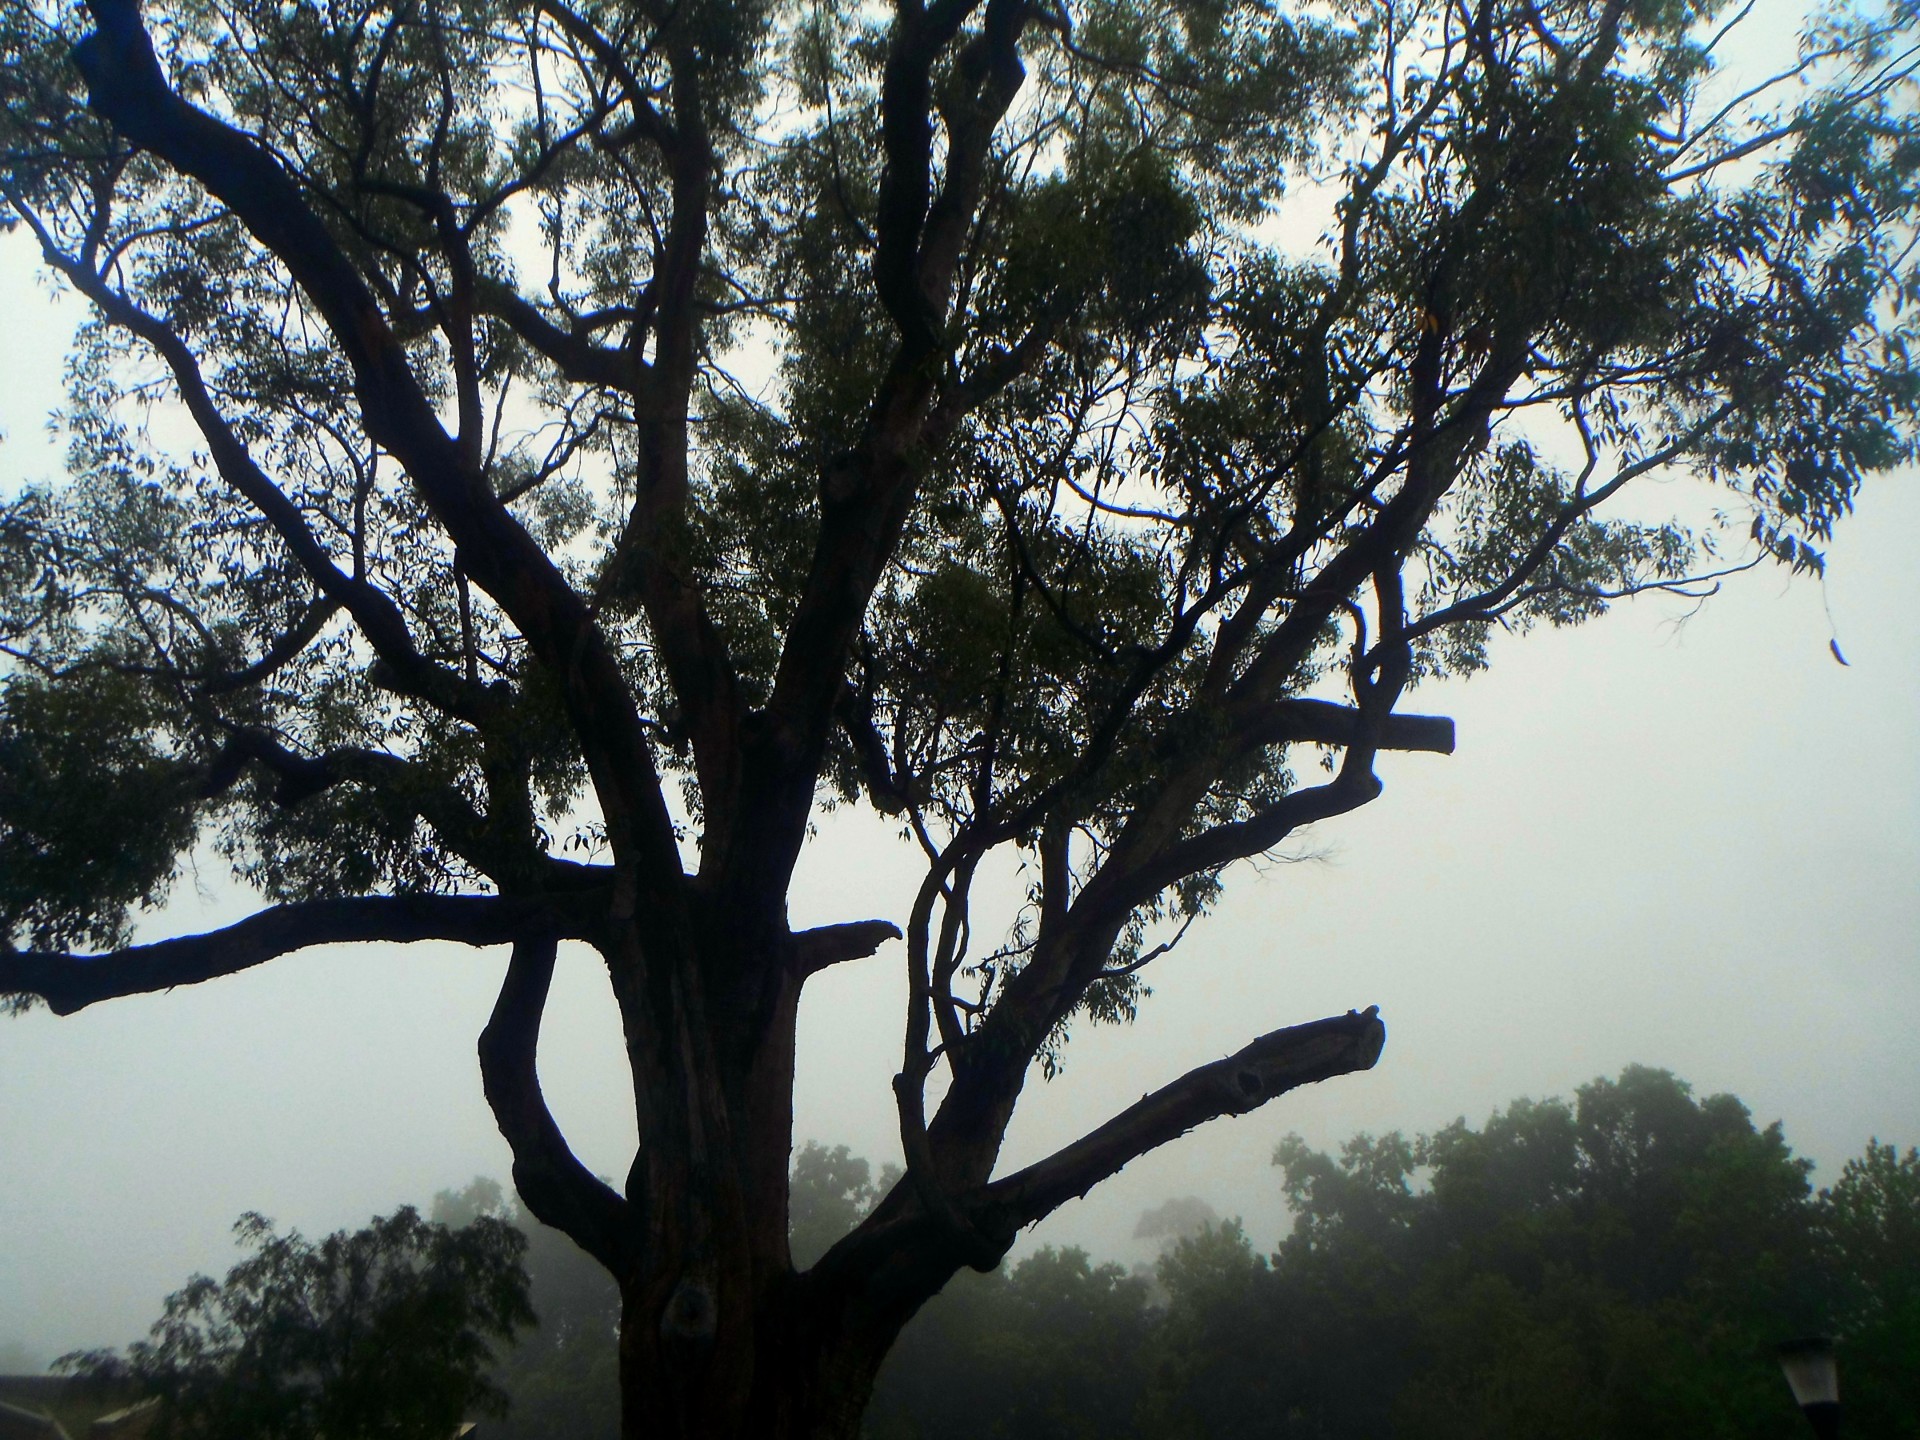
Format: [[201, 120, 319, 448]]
[[660, 1276, 718, 1343]]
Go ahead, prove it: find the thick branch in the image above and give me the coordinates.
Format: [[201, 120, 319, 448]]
[[1097, 757, 1386, 922], [475, 277, 636, 390], [588, 13, 749, 877], [198, 596, 341, 696], [918, 0, 1027, 311], [1, 895, 581, 1016], [1243, 699, 1454, 755], [872, 0, 980, 347], [729, 0, 1032, 911], [793, 919, 903, 977], [209, 732, 546, 887], [836, 683, 912, 815], [478, 935, 634, 1273], [935, 758, 1387, 1145], [974, 1007, 1387, 1233]]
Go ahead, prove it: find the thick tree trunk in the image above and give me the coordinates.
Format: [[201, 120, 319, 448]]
[[617, 1281, 897, 1440], [596, 917, 932, 1440]]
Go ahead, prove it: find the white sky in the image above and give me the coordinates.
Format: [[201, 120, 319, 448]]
[[2, 0, 1916, 1361]]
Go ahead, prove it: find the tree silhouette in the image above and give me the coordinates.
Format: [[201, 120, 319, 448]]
[[2, 0, 1915, 1433], [61, 1209, 532, 1440]]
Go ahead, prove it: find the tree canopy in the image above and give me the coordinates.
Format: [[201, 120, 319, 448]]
[[2, 0, 1916, 1432], [61, 1208, 533, 1440]]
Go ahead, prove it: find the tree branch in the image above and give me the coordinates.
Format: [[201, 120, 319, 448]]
[[973, 1007, 1386, 1233], [474, 277, 636, 390], [580, 8, 752, 882], [12, 211, 495, 727], [732, 0, 1036, 916], [197, 596, 342, 697], [793, 919, 903, 978], [207, 730, 545, 887], [1094, 753, 1386, 923], [2, 895, 583, 1016], [70, 0, 684, 892], [1239, 699, 1454, 756], [478, 934, 634, 1273]]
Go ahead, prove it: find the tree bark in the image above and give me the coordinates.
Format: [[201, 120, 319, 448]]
[[616, 1279, 898, 1440], [590, 920, 934, 1440]]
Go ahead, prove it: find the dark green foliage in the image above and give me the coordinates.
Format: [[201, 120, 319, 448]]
[[1817, 1142, 1920, 1438], [61, 1208, 533, 1440], [3, 0, 1914, 960], [0, 667, 198, 952], [253, 1091, 1913, 1440], [432, 1179, 621, 1440], [865, 1247, 1158, 1440], [1213, 1068, 1829, 1440], [853, 1071, 1916, 1439]]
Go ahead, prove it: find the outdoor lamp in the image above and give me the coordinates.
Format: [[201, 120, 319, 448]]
[[1777, 1337, 1839, 1440]]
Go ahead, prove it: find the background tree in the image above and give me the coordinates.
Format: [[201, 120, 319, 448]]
[[61, 1209, 532, 1440], [433, 1179, 622, 1440], [788, 1144, 905, 1271], [1815, 1141, 1920, 1437], [1141, 1069, 1831, 1440], [865, 1245, 1157, 1440], [854, 1070, 1907, 1440], [1, 0, 1916, 1435]]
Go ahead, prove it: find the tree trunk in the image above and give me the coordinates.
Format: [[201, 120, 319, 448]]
[[597, 918, 935, 1440], [617, 1281, 897, 1440]]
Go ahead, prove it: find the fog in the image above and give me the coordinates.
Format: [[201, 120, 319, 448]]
[[2, 3, 1917, 1365], [4, 434, 1913, 1354]]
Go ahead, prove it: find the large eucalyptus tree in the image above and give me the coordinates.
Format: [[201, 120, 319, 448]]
[[2, 0, 1915, 1433]]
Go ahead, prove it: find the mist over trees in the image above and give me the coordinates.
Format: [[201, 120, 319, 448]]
[[432, 1179, 622, 1440], [78, 1071, 1894, 1440], [59, 1208, 532, 1440], [775, 1078, 1920, 1438], [864, 1070, 1920, 1438], [2, 0, 1917, 1432], [34, 1075, 1920, 1437]]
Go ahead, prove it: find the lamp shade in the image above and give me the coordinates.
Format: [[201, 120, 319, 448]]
[[1778, 1337, 1839, 1408]]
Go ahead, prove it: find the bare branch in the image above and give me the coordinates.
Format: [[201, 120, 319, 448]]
[[1075, 762, 1387, 942], [974, 1007, 1387, 1233], [475, 277, 637, 390], [1241, 699, 1454, 756], [793, 919, 903, 977], [198, 596, 343, 696], [2, 895, 583, 1016]]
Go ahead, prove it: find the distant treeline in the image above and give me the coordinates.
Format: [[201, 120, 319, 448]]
[[444, 1066, 1916, 1440]]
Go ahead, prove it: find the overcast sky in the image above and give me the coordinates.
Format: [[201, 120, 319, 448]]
[[2, 1, 1916, 1364]]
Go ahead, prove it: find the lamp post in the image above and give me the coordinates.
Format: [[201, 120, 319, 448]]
[[1777, 1337, 1839, 1440]]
